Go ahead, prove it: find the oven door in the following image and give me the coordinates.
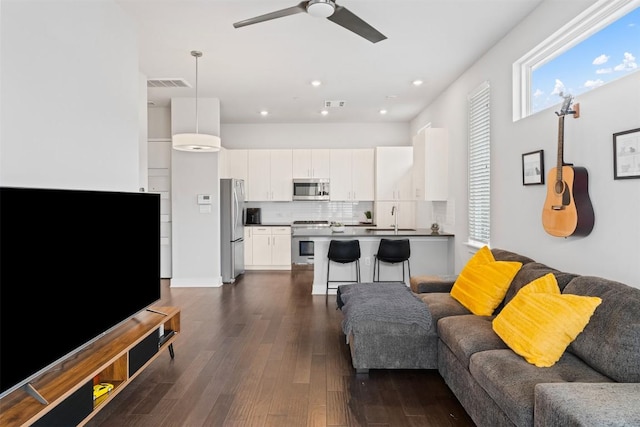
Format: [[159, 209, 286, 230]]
[[291, 237, 315, 265]]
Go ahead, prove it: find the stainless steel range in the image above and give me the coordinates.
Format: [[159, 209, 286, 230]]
[[291, 220, 330, 265]]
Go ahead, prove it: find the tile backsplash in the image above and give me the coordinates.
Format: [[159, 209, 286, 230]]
[[244, 201, 374, 225]]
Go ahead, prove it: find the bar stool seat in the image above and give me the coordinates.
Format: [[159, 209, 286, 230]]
[[327, 240, 361, 300], [373, 238, 411, 283]]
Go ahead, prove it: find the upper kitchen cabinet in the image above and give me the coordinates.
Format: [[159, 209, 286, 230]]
[[247, 149, 293, 201], [375, 147, 413, 201], [330, 149, 374, 201], [413, 128, 448, 201], [223, 149, 248, 183], [292, 149, 331, 178]]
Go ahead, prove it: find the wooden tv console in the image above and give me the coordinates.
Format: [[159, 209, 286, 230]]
[[0, 306, 180, 427]]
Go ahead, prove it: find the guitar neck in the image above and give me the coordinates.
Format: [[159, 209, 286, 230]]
[[556, 115, 565, 182]]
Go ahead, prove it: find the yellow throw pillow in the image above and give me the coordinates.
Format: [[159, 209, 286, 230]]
[[450, 246, 522, 316], [492, 273, 602, 367]]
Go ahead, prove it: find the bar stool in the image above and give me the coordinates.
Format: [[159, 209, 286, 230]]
[[327, 240, 361, 300], [373, 238, 411, 283]]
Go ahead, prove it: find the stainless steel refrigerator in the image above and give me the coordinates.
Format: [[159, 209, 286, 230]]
[[220, 178, 245, 283]]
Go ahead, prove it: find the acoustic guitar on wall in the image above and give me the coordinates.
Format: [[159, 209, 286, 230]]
[[541, 93, 594, 237]]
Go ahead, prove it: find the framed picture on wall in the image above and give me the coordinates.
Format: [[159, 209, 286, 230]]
[[522, 150, 544, 185], [613, 128, 640, 180]]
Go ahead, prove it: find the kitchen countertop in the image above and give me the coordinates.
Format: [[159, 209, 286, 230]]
[[245, 223, 292, 227], [291, 227, 453, 237]]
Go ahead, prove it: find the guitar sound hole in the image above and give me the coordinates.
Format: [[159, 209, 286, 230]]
[[554, 180, 565, 195]]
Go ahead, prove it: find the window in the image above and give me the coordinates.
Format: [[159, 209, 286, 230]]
[[468, 82, 491, 246], [514, 0, 639, 120]]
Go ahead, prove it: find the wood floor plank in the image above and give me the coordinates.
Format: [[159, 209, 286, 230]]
[[84, 270, 474, 427]]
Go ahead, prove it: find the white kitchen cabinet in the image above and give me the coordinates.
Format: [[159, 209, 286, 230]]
[[374, 201, 416, 230], [245, 226, 291, 270], [247, 149, 293, 201], [292, 149, 331, 178], [271, 227, 292, 266], [413, 128, 448, 201], [330, 148, 374, 201], [244, 227, 253, 266], [225, 149, 248, 183], [375, 146, 414, 201]]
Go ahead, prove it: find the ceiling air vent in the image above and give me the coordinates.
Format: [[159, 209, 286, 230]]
[[324, 100, 346, 108], [147, 78, 191, 88]]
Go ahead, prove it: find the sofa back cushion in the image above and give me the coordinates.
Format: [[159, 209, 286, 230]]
[[490, 248, 535, 265], [564, 276, 640, 382], [498, 262, 579, 312]]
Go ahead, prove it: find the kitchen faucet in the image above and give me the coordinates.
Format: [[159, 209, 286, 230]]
[[391, 205, 398, 234]]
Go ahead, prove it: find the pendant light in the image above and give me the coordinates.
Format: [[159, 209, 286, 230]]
[[172, 50, 221, 152]]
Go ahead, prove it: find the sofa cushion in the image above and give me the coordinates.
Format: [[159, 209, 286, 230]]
[[500, 262, 579, 310], [409, 274, 457, 293], [437, 314, 508, 368], [450, 246, 523, 316], [534, 383, 640, 427], [490, 248, 535, 265], [419, 292, 471, 327], [564, 275, 640, 382], [493, 273, 602, 367], [469, 349, 613, 427]]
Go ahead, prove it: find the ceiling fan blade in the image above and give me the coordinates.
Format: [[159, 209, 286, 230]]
[[328, 5, 386, 43], [233, 2, 308, 28]]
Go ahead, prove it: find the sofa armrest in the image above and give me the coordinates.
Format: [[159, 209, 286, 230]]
[[410, 275, 457, 294], [534, 383, 640, 427]]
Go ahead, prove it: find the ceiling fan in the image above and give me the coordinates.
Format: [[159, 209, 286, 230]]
[[233, 0, 387, 44]]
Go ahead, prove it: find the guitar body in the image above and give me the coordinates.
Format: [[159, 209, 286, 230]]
[[542, 165, 594, 237]]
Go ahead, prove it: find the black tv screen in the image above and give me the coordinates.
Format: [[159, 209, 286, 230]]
[[0, 186, 160, 398]]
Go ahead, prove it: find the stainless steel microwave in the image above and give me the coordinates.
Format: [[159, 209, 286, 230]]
[[292, 178, 330, 201]]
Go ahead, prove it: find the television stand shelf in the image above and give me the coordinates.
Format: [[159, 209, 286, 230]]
[[0, 306, 180, 427]]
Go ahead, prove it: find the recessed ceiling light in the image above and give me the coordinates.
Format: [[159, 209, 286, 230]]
[[311, 80, 322, 87], [260, 110, 269, 116], [379, 109, 388, 115], [412, 79, 424, 86], [320, 110, 329, 116], [386, 95, 397, 100]]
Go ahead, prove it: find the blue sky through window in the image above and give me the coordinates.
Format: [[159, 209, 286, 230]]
[[531, 6, 640, 113]]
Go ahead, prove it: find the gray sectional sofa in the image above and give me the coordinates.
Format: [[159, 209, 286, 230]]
[[337, 248, 640, 427]]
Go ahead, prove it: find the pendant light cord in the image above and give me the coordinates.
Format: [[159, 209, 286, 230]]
[[191, 50, 203, 134]]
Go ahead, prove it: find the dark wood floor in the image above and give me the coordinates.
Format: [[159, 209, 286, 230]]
[[86, 270, 475, 427]]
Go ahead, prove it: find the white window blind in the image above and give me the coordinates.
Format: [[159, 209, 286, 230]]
[[468, 82, 491, 245]]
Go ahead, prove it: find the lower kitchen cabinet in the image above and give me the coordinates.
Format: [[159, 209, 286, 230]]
[[245, 226, 291, 270]]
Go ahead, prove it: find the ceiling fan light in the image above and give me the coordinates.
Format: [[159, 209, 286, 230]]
[[173, 133, 221, 152], [307, 0, 335, 18]]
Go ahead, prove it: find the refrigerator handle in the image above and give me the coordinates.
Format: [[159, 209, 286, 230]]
[[233, 187, 239, 232]]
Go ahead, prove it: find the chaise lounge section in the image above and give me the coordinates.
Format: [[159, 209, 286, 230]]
[[337, 248, 640, 427]]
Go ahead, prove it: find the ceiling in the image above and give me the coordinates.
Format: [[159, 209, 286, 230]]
[[116, 0, 544, 124]]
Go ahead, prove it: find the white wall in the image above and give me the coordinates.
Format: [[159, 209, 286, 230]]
[[170, 98, 222, 287], [411, 0, 640, 287], [1, 0, 141, 192]]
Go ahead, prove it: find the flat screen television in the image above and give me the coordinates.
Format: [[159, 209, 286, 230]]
[[0, 186, 161, 399]]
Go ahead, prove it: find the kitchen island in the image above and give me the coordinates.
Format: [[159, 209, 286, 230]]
[[292, 227, 454, 295]]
